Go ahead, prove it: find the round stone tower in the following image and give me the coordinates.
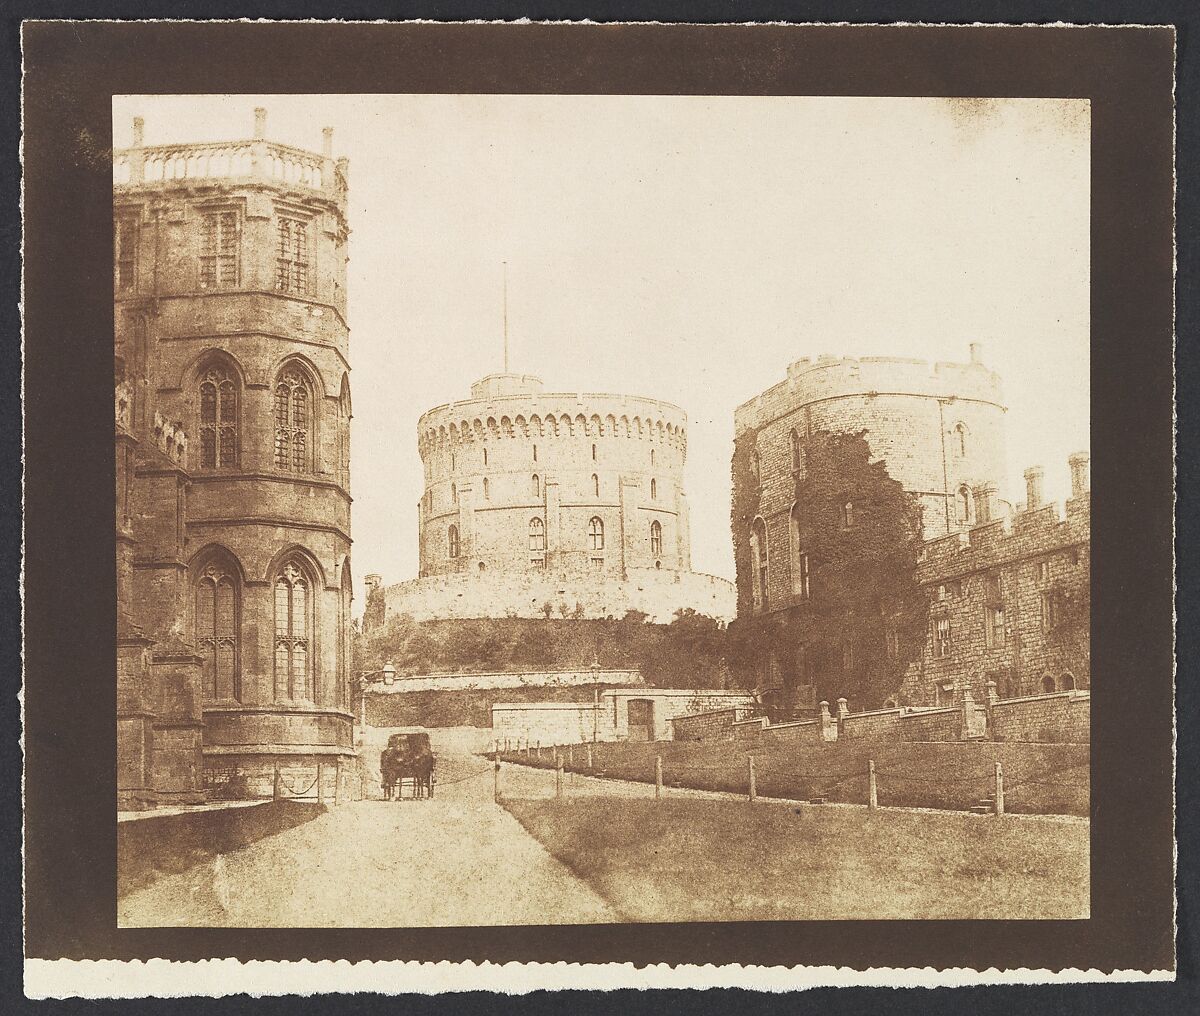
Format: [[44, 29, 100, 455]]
[[371, 373, 736, 625], [418, 373, 690, 578], [734, 344, 1008, 543]]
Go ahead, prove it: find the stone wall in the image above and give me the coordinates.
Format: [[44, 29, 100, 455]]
[[839, 707, 904, 742], [379, 566, 736, 624], [117, 799, 327, 897], [492, 688, 758, 745], [368, 669, 643, 695], [491, 702, 613, 747], [990, 690, 1090, 744], [761, 718, 826, 746], [670, 706, 757, 742], [685, 693, 1084, 748], [897, 707, 963, 742], [901, 461, 1090, 706], [732, 716, 770, 740]]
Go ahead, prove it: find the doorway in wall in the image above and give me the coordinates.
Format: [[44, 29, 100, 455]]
[[627, 698, 656, 741]]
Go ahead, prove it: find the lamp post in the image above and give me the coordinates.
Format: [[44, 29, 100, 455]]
[[591, 652, 601, 743], [356, 662, 396, 745]]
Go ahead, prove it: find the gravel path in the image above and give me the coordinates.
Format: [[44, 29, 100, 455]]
[[118, 740, 617, 928]]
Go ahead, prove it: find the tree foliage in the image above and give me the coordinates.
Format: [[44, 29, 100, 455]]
[[355, 609, 740, 691]]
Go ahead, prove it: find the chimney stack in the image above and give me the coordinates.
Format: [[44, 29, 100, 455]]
[[322, 127, 334, 157], [973, 481, 997, 524], [132, 117, 144, 147], [254, 107, 267, 139], [969, 342, 983, 365], [1069, 452, 1090, 497], [1024, 466, 1045, 510]]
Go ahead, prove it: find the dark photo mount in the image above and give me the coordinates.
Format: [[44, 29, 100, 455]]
[[18, 19, 1175, 976]]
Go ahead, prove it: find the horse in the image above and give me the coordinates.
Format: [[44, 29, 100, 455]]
[[380, 740, 435, 800]]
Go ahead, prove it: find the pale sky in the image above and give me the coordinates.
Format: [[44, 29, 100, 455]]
[[113, 94, 1090, 608]]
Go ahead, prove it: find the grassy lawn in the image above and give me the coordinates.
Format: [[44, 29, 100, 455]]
[[499, 739, 1089, 816], [504, 797, 1089, 921]]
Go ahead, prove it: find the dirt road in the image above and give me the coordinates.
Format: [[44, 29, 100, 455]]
[[118, 737, 618, 927]]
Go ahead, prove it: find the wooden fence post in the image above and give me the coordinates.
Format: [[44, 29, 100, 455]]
[[556, 755, 564, 800], [494, 758, 501, 803], [994, 762, 1005, 815], [316, 762, 324, 803], [655, 756, 663, 800], [748, 756, 757, 802], [273, 765, 282, 801], [868, 759, 877, 810], [568, 744, 575, 766]]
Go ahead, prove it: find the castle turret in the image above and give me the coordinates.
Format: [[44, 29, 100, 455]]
[[114, 108, 356, 802]]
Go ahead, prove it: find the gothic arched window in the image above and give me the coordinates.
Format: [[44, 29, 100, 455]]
[[532, 474, 540, 498], [651, 478, 658, 500], [529, 517, 545, 552], [199, 366, 237, 468], [790, 429, 803, 472], [195, 561, 239, 701], [447, 524, 460, 559], [650, 519, 663, 557], [954, 423, 968, 458], [592, 473, 600, 497], [273, 561, 311, 702], [339, 377, 351, 485], [958, 484, 972, 524], [789, 506, 810, 599], [750, 518, 768, 611], [588, 516, 605, 551], [483, 477, 490, 499], [750, 449, 761, 485], [274, 369, 313, 472]]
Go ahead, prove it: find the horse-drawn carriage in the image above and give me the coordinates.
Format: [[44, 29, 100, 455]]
[[381, 732, 436, 800]]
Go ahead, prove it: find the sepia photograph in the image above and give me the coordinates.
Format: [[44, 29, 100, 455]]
[[111, 92, 1091, 926], [18, 18, 1179, 995]]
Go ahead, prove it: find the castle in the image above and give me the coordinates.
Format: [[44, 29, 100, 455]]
[[367, 372, 736, 626], [114, 109, 356, 807], [731, 346, 1089, 709]]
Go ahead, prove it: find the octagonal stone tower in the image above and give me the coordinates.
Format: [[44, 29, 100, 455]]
[[114, 108, 355, 802]]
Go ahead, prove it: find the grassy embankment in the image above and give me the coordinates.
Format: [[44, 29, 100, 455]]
[[503, 797, 1089, 921], [497, 739, 1089, 816]]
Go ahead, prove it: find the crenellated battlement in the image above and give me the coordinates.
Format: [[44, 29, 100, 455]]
[[418, 382, 689, 459], [917, 454, 1089, 577], [735, 345, 1005, 434]]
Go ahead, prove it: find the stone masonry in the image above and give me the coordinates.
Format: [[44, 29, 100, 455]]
[[373, 372, 736, 623], [899, 456, 1091, 705], [114, 109, 356, 806]]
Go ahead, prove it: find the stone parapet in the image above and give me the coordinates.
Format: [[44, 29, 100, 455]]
[[380, 567, 736, 624]]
